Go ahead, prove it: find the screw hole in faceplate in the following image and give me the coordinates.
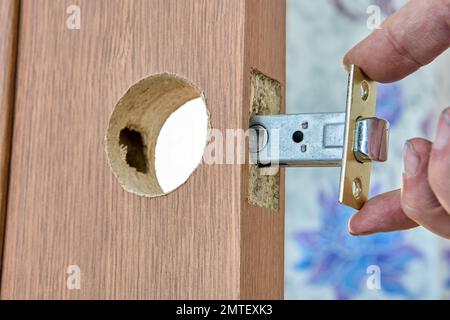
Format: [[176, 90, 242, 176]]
[[352, 177, 363, 199], [360, 80, 370, 101]]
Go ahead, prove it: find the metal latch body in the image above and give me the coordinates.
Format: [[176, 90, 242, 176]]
[[249, 65, 389, 210]]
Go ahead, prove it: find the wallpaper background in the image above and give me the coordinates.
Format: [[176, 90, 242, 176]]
[[285, 0, 450, 300]]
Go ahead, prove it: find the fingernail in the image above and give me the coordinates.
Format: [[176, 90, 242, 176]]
[[343, 63, 350, 73], [403, 141, 420, 177], [348, 218, 357, 235], [434, 108, 450, 150], [348, 215, 371, 236]]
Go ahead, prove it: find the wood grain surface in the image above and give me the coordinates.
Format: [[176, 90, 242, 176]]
[[0, 0, 285, 299], [0, 0, 20, 280], [241, 0, 285, 299]]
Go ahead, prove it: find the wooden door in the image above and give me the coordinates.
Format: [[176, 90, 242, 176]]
[[0, 0, 285, 300]]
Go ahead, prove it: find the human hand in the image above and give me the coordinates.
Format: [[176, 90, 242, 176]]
[[343, 0, 450, 238]]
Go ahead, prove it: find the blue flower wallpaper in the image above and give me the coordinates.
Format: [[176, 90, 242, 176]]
[[285, 0, 450, 300], [294, 188, 423, 299]]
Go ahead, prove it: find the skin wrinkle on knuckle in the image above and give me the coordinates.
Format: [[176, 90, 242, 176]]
[[399, 205, 422, 224], [431, 0, 450, 48], [400, 201, 428, 222], [442, 0, 450, 29], [401, 187, 444, 217], [433, 4, 450, 48], [383, 23, 424, 68]]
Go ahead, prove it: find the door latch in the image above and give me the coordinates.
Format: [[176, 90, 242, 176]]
[[249, 65, 389, 210]]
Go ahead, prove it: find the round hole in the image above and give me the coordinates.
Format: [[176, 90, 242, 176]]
[[352, 178, 363, 199], [292, 131, 304, 143], [106, 73, 210, 197], [360, 80, 370, 101]]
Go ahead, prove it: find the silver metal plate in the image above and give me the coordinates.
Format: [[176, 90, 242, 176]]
[[250, 113, 345, 167]]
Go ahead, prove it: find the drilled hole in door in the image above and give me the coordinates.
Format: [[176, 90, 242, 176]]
[[106, 73, 210, 197]]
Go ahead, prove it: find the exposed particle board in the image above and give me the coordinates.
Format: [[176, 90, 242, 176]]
[[248, 70, 281, 211], [250, 70, 282, 116]]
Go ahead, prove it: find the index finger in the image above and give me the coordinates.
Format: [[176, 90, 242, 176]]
[[344, 0, 450, 83]]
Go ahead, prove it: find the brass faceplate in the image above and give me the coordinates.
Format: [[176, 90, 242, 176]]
[[339, 65, 378, 210]]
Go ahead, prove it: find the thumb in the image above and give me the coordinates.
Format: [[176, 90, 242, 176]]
[[349, 190, 418, 236], [400, 138, 450, 239], [344, 0, 450, 83]]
